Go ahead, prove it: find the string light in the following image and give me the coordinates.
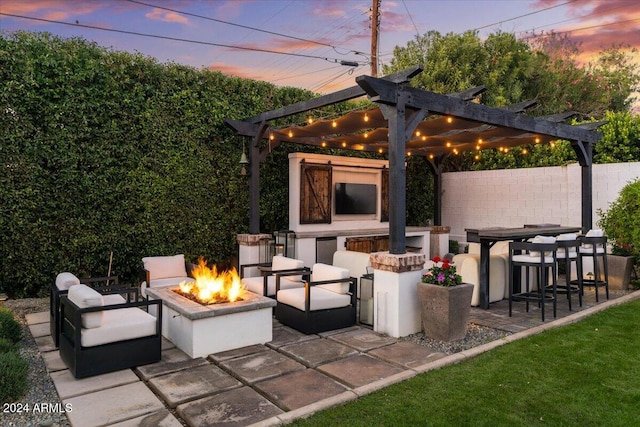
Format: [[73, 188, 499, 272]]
[[364, 113, 369, 122], [447, 117, 453, 123], [321, 142, 327, 148], [378, 148, 383, 154], [428, 154, 434, 159], [307, 117, 313, 124], [446, 142, 451, 148], [415, 130, 421, 137], [522, 148, 528, 154], [422, 136, 427, 141], [474, 154, 480, 160], [332, 120, 337, 128], [288, 130, 293, 138], [535, 137, 540, 143], [269, 133, 274, 141], [341, 142, 347, 148]]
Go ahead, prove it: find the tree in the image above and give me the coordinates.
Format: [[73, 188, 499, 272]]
[[595, 111, 640, 163]]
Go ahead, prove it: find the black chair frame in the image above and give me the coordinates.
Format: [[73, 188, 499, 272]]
[[509, 241, 558, 321], [547, 239, 583, 310], [240, 261, 311, 297], [274, 271, 357, 334], [49, 275, 125, 348], [139, 261, 197, 292], [58, 295, 162, 379], [573, 235, 609, 302]]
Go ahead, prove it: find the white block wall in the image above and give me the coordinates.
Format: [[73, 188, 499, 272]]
[[443, 162, 640, 243]]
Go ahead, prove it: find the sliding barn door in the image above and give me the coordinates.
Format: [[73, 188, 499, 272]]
[[300, 163, 332, 224]]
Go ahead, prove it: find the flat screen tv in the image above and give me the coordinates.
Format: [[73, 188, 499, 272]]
[[335, 183, 377, 215]]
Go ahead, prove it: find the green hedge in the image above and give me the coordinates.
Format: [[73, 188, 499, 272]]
[[0, 31, 434, 297], [0, 31, 318, 297]]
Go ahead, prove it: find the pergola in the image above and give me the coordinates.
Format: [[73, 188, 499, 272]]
[[226, 66, 603, 255]]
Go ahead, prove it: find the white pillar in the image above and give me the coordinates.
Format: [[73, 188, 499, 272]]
[[237, 233, 271, 277], [370, 252, 426, 338]]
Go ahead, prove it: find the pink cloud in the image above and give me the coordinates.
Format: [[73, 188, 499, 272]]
[[207, 62, 257, 79], [145, 8, 189, 24], [0, 0, 103, 20]]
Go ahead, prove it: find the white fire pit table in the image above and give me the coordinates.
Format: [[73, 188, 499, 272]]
[[146, 287, 276, 358]]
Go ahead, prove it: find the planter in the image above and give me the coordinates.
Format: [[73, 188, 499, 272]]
[[417, 282, 473, 341], [608, 254, 634, 290]]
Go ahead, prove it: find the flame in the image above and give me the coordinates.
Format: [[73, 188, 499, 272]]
[[178, 258, 244, 304]]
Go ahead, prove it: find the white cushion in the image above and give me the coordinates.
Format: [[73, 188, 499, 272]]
[[242, 275, 302, 297], [585, 228, 604, 237], [332, 250, 371, 279], [277, 287, 351, 311], [140, 276, 193, 298], [513, 254, 554, 264], [311, 263, 350, 294], [452, 253, 506, 307], [142, 254, 187, 280], [104, 294, 126, 305], [530, 235, 556, 257], [80, 307, 157, 347], [580, 246, 606, 254], [467, 241, 510, 255], [270, 256, 305, 281], [557, 233, 577, 241], [556, 248, 577, 258], [68, 284, 104, 329], [56, 272, 80, 291]]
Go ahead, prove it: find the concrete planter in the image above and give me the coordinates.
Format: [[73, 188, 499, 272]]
[[417, 282, 473, 341], [608, 254, 634, 290]]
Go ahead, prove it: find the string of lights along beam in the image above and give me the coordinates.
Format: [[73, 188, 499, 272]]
[[266, 108, 553, 159]]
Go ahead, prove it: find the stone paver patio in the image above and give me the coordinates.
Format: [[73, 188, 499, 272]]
[[25, 288, 639, 427]]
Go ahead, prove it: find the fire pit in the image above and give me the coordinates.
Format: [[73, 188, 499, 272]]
[[145, 260, 275, 358]]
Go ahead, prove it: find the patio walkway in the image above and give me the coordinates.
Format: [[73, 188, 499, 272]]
[[26, 288, 639, 427]]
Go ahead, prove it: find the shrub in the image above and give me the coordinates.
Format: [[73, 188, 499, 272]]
[[0, 308, 21, 344], [597, 179, 640, 280], [0, 351, 29, 403], [0, 337, 16, 353]]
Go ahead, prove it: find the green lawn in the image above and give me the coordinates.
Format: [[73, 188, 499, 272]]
[[293, 299, 640, 426]]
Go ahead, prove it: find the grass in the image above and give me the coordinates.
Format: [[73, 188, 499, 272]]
[[292, 300, 640, 426]]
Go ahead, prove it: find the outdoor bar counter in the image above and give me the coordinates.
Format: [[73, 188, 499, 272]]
[[466, 225, 582, 309]]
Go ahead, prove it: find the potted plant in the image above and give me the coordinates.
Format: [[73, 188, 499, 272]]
[[417, 256, 473, 341], [597, 179, 640, 290]]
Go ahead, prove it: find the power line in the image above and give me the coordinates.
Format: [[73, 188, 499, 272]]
[[472, 0, 580, 31], [401, 0, 420, 38], [125, 0, 363, 57], [0, 12, 368, 65], [522, 17, 640, 40]]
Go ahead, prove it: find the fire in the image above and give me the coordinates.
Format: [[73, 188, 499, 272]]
[[178, 258, 244, 304]]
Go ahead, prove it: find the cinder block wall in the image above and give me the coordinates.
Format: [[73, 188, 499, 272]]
[[443, 162, 640, 243]]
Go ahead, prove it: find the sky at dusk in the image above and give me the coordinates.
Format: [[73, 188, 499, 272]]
[[1, 0, 639, 94]]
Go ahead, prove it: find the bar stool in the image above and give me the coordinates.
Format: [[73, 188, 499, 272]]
[[509, 239, 558, 321], [576, 232, 609, 302], [550, 233, 583, 310]]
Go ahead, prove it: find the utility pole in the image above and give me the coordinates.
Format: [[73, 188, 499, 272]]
[[371, 0, 381, 77]]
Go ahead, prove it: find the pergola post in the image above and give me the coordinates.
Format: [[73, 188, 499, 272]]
[[379, 95, 407, 254], [248, 122, 268, 234], [426, 155, 445, 226], [570, 139, 594, 233]]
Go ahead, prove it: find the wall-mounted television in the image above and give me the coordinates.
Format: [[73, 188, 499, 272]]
[[335, 183, 377, 215]]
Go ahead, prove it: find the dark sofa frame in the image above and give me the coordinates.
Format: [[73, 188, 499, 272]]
[[49, 275, 123, 348], [58, 294, 162, 379], [275, 272, 357, 334]]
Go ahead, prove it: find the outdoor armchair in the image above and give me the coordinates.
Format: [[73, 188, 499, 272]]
[[275, 263, 357, 334], [50, 272, 134, 347], [58, 284, 162, 378], [240, 255, 309, 297], [140, 254, 196, 298], [452, 241, 510, 306]]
